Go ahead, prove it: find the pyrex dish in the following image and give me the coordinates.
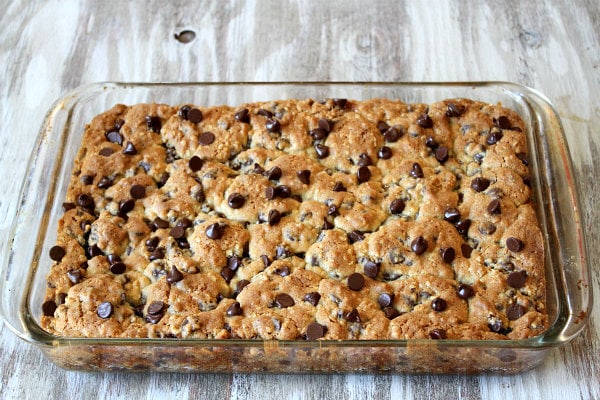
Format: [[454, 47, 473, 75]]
[[0, 82, 591, 374]]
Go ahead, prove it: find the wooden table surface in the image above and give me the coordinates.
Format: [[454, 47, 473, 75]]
[[1, 1, 598, 399]]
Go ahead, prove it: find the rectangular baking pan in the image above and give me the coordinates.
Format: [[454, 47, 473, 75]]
[[0, 82, 591, 373]]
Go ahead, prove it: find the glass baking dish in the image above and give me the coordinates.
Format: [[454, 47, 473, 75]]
[[0, 82, 591, 374]]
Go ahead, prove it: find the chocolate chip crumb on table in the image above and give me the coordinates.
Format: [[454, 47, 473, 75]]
[[41, 97, 547, 341]]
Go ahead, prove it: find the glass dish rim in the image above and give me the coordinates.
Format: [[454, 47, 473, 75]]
[[1, 80, 592, 353]]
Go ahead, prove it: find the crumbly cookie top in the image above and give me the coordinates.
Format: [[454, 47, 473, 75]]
[[41, 98, 546, 340]]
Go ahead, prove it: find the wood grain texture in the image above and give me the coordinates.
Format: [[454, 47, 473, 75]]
[[0, 0, 598, 399]]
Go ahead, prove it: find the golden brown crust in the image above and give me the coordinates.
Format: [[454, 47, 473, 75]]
[[41, 98, 547, 340]]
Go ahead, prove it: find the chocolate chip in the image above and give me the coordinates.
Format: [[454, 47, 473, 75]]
[[109, 262, 126, 274], [440, 247, 456, 264], [357, 153, 372, 167], [305, 322, 327, 340], [145, 312, 164, 324], [268, 209, 281, 225], [107, 254, 121, 264], [506, 237, 524, 252], [410, 163, 424, 178], [493, 116, 511, 129], [234, 108, 250, 123], [411, 236, 428, 255], [187, 108, 203, 123], [344, 308, 361, 323], [227, 255, 242, 271], [389, 198, 405, 214], [151, 217, 169, 230], [134, 304, 145, 317], [297, 169, 311, 184], [139, 162, 151, 173], [431, 297, 447, 312], [507, 270, 527, 289], [206, 223, 223, 239], [42, 300, 57, 316], [261, 255, 271, 267], [97, 301, 113, 318], [487, 199, 501, 215], [383, 307, 400, 320], [178, 105, 191, 120], [235, 279, 250, 295], [257, 109, 273, 118], [455, 219, 471, 236], [377, 121, 390, 133], [303, 292, 321, 306], [275, 265, 290, 277], [506, 303, 526, 320], [486, 131, 503, 145], [114, 119, 125, 130], [147, 301, 165, 315], [77, 194, 95, 211], [57, 293, 67, 304], [130, 184, 146, 199], [265, 118, 281, 133], [199, 131, 215, 145], [99, 147, 114, 157], [426, 136, 438, 149], [377, 146, 392, 159], [145, 236, 159, 251], [446, 102, 465, 117], [378, 292, 395, 308], [327, 204, 338, 216], [356, 166, 371, 183], [265, 166, 282, 181], [170, 225, 185, 239], [417, 113, 433, 128], [457, 283, 475, 299], [435, 146, 449, 163], [383, 127, 401, 142], [145, 116, 161, 133], [87, 244, 103, 258], [81, 175, 94, 185], [49, 245, 66, 262], [315, 144, 330, 159], [122, 141, 137, 155], [275, 185, 291, 198], [105, 129, 123, 145], [347, 273, 365, 291], [119, 199, 135, 214], [429, 329, 447, 339], [62, 202, 76, 212], [228, 193, 246, 209], [332, 98, 347, 108], [479, 222, 497, 235], [363, 260, 379, 278], [67, 269, 81, 284], [274, 293, 295, 308], [158, 172, 170, 187], [460, 244, 473, 259], [471, 177, 490, 192], [348, 230, 364, 243], [265, 186, 275, 200], [309, 128, 327, 141], [516, 152, 529, 166], [226, 301, 243, 316], [221, 266, 235, 283], [149, 248, 164, 261], [322, 218, 334, 230], [166, 266, 184, 283], [318, 118, 333, 133], [188, 156, 203, 171], [332, 181, 346, 192]]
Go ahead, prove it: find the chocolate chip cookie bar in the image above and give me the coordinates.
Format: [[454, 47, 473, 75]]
[[41, 97, 547, 341]]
